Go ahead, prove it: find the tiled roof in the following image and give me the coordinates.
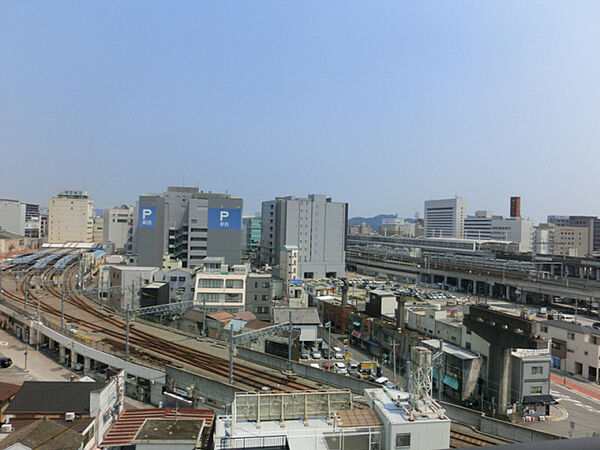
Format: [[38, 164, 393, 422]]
[[233, 311, 256, 321], [243, 319, 272, 330], [206, 311, 234, 322], [0, 417, 84, 450], [0, 381, 20, 402], [273, 307, 321, 325], [5, 381, 105, 414], [100, 408, 215, 447]]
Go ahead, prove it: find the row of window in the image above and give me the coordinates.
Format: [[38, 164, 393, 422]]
[[197, 279, 244, 289]]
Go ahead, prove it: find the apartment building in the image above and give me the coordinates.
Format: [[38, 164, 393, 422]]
[[48, 190, 94, 243], [103, 205, 134, 252], [194, 258, 249, 314], [539, 320, 600, 381]]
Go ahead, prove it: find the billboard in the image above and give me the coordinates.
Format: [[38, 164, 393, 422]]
[[208, 208, 241, 230], [138, 206, 156, 228]]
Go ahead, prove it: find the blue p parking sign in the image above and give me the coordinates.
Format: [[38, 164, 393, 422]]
[[208, 208, 241, 230], [139, 207, 156, 228]]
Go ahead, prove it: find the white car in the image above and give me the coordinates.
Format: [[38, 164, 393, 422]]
[[311, 349, 322, 360], [334, 362, 348, 374]]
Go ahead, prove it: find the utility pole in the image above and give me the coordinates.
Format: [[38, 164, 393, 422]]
[[288, 310, 293, 372], [61, 285, 66, 329], [438, 339, 444, 402], [202, 295, 207, 337], [0, 271, 3, 303], [392, 338, 397, 387], [125, 306, 130, 360], [229, 325, 234, 384], [24, 280, 29, 313]]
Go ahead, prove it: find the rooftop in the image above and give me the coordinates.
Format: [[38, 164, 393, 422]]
[[0, 381, 20, 402], [540, 319, 600, 336], [5, 381, 105, 414], [366, 388, 449, 424], [272, 307, 321, 325], [0, 418, 84, 450], [100, 408, 215, 448], [422, 339, 479, 360], [0, 230, 23, 240]]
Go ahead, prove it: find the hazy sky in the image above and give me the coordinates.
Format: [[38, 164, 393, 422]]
[[2, 2, 599, 222]]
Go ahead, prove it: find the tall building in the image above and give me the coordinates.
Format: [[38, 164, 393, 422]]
[[92, 215, 104, 242], [242, 214, 261, 255], [548, 215, 600, 254], [260, 194, 347, 279], [193, 258, 248, 314], [464, 211, 494, 240], [491, 217, 534, 252], [48, 190, 94, 243], [510, 196, 521, 218], [133, 186, 243, 268], [103, 205, 134, 252], [534, 223, 555, 255], [553, 226, 590, 257], [424, 198, 467, 238], [0, 199, 26, 235]]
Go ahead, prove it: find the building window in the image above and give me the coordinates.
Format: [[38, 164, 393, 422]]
[[226, 279, 244, 289], [541, 326, 548, 333], [198, 279, 223, 288], [395, 433, 411, 448], [262, 282, 270, 288], [261, 295, 269, 301], [178, 277, 186, 281], [531, 366, 544, 375], [530, 386, 542, 394], [568, 332, 575, 340], [170, 277, 177, 282]]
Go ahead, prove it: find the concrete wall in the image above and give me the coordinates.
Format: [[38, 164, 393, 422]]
[[441, 402, 562, 442], [236, 347, 378, 394], [166, 365, 243, 405]]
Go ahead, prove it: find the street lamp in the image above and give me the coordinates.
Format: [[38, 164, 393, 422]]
[[325, 321, 332, 370]]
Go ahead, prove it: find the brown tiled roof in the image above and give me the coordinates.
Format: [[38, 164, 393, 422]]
[[0, 417, 84, 450], [0, 381, 20, 402], [206, 312, 234, 322], [233, 311, 256, 321], [100, 408, 215, 447], [243, 319, 272, 330]]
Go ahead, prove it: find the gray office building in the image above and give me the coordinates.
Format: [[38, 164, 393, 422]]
[[133, 186, 243, 268], [260, 194, 347, 279]]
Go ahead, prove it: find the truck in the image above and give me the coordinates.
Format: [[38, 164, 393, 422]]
[[359, 361, 375, 374]]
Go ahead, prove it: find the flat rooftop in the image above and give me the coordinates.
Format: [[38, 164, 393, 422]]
[[136, 418, 203, 442], [365, 388, 449, 424], [422, 339, 479, 360]]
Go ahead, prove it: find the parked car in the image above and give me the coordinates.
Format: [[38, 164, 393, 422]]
[[322, 348, 330, 359], [0, 358, 12, 368], [348, 362, 359, 372], [301, 348, 310, 360], [322, 361, 334, 371], [311, 348, 322, 360], [334, 362, 348, 374]]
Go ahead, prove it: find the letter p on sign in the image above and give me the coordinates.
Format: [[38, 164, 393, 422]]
[[142, 208, 152, 220], [220, 210, 230, 221]]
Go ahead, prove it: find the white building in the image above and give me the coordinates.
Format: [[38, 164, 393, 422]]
[[108, 265, 159, 310], [534, 223, 555, 255], [424, 198, 467, 238], [194, 258, 249, 314], [279, 244, 299, 287], [464, 210, 495, 240], [491, 217, 534, 253], [103, 205, 134, 252], [365, 388, 450, 450], [48, 190, 94, 243], [0, 199, 26, 235]]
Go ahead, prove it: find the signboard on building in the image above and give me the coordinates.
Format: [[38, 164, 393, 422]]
[[208, 208, 241, 230], [138, 207, 156, 228], [290, 279, 303, 285]]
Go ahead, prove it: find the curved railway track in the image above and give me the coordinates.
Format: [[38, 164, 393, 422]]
[[1, 260, 315, 392], [449, 430, 500, 447]]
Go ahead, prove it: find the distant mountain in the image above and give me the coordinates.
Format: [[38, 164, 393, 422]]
[[348, 214, 396, 230]]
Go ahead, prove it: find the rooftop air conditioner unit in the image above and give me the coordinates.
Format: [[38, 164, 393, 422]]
[[65, 412, 75, 422], [1, 424, 14, 433]]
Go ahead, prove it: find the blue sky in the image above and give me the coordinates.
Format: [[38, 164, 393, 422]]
[[1, 1, 599, 222]]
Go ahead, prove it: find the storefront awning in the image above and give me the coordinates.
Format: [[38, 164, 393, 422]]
[[351, 330, 362, 339], [353, 321, 361, 327], [522, 394, 556, 405], [367, 340, 380, 347]]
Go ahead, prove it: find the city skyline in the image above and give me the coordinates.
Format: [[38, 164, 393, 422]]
[[3, 2, 600, 221]]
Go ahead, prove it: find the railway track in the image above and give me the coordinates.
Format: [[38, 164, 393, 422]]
[[1, 262, 315, 392], [449, 430, 500, 447]]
